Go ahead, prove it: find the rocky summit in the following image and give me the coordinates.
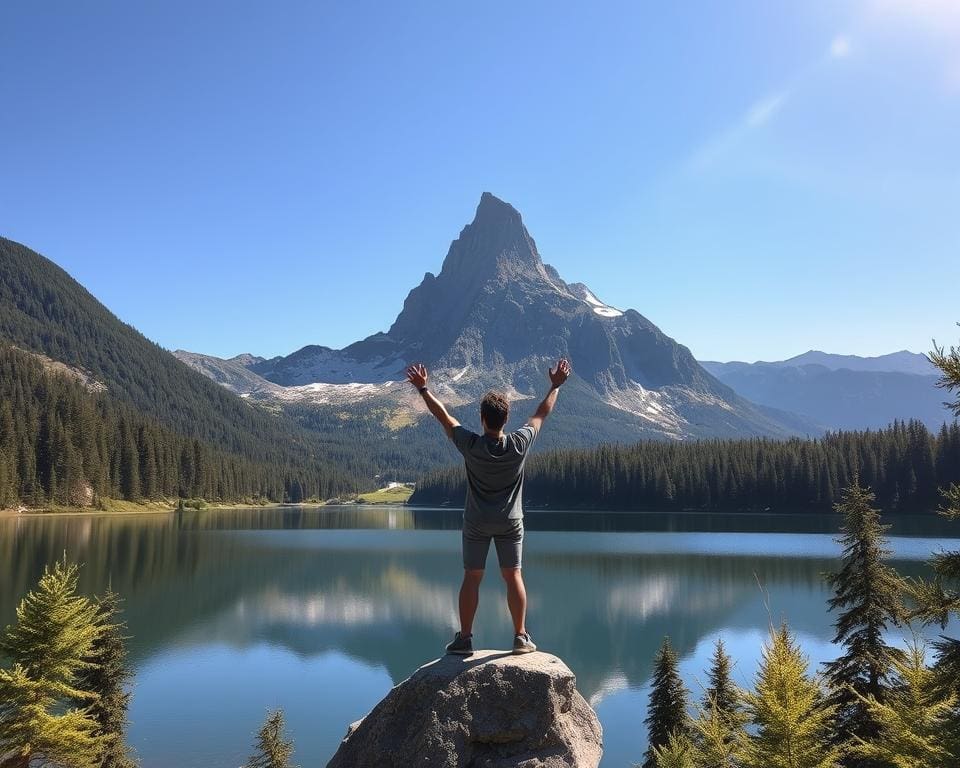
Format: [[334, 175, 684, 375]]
[[177, 193, 813, 440], [325, 650, 603, 768]]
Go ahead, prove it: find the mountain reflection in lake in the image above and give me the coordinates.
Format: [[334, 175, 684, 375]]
[[1, 507, 956, 767]]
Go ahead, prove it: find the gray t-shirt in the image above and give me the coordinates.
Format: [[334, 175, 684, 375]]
[[451, 424, 538, 522]]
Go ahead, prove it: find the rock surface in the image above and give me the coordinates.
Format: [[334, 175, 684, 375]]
[[325, 650, 603, 768]]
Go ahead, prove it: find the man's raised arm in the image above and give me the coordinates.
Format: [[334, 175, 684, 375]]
[[527, 358, 571, 433], [406, 363, 460, 439]]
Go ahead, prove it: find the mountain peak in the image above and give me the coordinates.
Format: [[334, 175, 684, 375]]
[[474, 191, 522, 225], [429, 192, 544, 288]]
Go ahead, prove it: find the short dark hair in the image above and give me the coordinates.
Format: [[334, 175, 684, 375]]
[[480, 391, 510, 431]]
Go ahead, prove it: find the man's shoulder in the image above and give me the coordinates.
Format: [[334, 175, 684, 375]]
[[510, 424, 538, 452], [451, 425, 478, 452]]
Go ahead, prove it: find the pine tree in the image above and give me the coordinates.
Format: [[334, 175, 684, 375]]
[[653, 731, 696, 768], [740, 623, 841, 768], [926, 336, 960, 765], [850, 640, 957, 767], [73, 588, 137, 768], [822, 480, 904, 765], [689, 701, 744, 768], [243, 710, 296, 768], [690, 637, 745, 768], [644, 637, 689, 768], [703, 637, 743, 723], [0, 560, 102, 768]]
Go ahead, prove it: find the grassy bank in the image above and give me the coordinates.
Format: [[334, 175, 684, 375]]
[[356, 486, 414, 504]]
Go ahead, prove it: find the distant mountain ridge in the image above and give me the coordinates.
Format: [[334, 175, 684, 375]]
[[702, 350, 936, 377], [700, 352, 950, 431], [180, 193, 812, 442]]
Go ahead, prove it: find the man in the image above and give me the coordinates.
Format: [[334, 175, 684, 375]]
[[405, 358, 571, 656]]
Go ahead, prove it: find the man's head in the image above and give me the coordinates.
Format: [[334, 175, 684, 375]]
[[480, 391, 510, 433]]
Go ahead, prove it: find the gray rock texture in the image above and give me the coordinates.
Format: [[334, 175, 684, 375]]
[[325, 650, 603, 768]]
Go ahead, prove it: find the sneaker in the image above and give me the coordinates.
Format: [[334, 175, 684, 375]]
[[513, 632, 537, 654], [445, 631, 473, 655]]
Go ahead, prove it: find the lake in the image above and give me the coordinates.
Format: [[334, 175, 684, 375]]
[[1, 506, 957, 767]]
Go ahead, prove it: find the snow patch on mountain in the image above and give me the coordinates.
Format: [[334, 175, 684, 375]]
[[569, 283, 624, 318], [603, 382, 686, 437], [278, 381, 400, 405]]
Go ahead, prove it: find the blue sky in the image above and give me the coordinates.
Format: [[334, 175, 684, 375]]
[[2, 1, 958, 362]]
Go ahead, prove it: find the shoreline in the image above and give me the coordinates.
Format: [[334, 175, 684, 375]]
[[0, 500, 329, 519], [0, 492, 415, 518]]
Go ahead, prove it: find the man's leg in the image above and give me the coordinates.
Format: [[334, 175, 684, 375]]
[[500, 567, 527, 635], [493, 520, 527, 635], [459, 569, 484, 636]]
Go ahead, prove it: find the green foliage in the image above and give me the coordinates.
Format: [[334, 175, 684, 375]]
[[74, 589, 137, 768], [644, 637, 690, 768], [243, 710, 297, 768], [0, 238, 367, 504], [413, 420, 960, 514], [0, 344, 358, 507], [925, 332, 960, 765], [929, 335, 960, 419], [689, 700, 745, 768], [703, 637, 743, 723], [693, 638, 746, 767], [850, 640, 957, 768], [652, 731, 696, 768], [823, 480, 904, 765], [740, 624, 842, 768], [0, 560, 103, 768]]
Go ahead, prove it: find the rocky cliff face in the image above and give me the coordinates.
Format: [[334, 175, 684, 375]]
[[179, 193, 813, 439], [326, 650, 603, 768]]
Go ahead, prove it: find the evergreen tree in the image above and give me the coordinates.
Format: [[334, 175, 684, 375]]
[[689, 701, 744, 768], [243, 710, 296, 768], [740, 623, 841, 768], [73, 589, 137, 768], [703, 637, 743, 724], [413, 420, 959, 515], [653, 731, 696, 768], [644, 637, 690, 768], [850, 640, 957, 768], [822, 480, 904, 765], [926, 336, 960, 764], [0, 345, 362, 509], [691, 637, 745, 768], [0, 560, 102, 768]]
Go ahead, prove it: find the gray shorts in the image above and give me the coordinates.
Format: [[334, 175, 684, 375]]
[[462, 517, 524, 570]]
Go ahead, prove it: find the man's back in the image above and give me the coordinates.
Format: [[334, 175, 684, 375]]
[[404, 358, 570, 657], [451, 424, 537, 522]]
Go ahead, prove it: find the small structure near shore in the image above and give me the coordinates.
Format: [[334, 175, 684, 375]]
[[326, 650, 602, 768]]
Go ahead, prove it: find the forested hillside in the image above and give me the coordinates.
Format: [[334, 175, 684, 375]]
[[0, 236, 378, 503], [0, 345, 359, 507], [0, 237, 316, 458], [411, 420, 960, 513]]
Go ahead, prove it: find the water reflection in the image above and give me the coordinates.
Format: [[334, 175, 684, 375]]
[[0, 506, 955, 767]]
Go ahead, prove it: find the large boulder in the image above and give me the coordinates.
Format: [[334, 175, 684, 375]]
[[326, 650, 603, 768]]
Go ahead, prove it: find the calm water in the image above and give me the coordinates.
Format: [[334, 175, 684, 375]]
[[1, 506, 957, 767]]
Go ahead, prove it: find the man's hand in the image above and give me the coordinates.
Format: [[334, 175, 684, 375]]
[[528, 357, 571, 433], [406, 363, 428, 390], [407, 362, 460, 438], [549, 358, 571, 389]]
